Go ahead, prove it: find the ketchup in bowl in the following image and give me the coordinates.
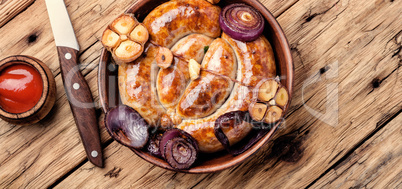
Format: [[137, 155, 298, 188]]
[[0, 64, 43, 114]]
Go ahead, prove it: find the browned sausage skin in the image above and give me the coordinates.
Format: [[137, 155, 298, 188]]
[[119, 44, 165, 126], [177, 34, 276, 153], [143, 0, 221, 48], [157, 34, 213, 109], [222, 32, 276, 85], [119, 0, 277, 153], [177, 38, 237, 119]]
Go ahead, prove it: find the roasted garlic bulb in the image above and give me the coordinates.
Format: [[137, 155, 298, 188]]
[[101, 14, 149, 64], [249, 78, 290, 124]]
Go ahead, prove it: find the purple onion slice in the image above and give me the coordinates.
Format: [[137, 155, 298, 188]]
[[219, 3, 265, 41], [160, 128, 199, 169], [105, 105, 149, 149], [159, 129, 182, 158], [164, 137, 197, 170]]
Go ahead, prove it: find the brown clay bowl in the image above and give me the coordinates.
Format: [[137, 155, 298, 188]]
[[0, 55, 56, 125], [98, 0, 293, 173]]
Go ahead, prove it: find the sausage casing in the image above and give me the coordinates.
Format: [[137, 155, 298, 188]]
[[143, 0, 221, 48], [157, 34, 213, 109]]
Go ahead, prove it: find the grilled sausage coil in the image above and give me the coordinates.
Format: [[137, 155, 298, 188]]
[[119, 0, 276, 153]]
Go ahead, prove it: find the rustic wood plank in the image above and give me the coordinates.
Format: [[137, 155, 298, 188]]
[[0, 0, 296, 188], [0, 0, 34, 28], [0, 49, 110, 188], [259, 0, 299, 17], [311, 114, 402, 188], [55, 0, 401, 188], [0, 0, 132, 187]]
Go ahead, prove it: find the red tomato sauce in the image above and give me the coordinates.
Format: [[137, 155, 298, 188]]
[[0, 64, 43, 113]]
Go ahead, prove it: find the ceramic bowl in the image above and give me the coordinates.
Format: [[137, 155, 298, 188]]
[[0, 55, 56, 125], [98, 0, 293, 173]]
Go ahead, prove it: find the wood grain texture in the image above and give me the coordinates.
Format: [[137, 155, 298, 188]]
[[0, 0, 401, 188], [311, 115, 401, 188], [56, 0, 401, 188], [0, 0, 134, 187], [0, 0, 296, 188], [0, 0, 34, 28]]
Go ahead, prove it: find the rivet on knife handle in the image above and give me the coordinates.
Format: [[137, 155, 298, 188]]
[[57, 46, 104, 167]]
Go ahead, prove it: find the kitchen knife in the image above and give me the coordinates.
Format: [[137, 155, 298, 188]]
[[45, 0, 103, 167]]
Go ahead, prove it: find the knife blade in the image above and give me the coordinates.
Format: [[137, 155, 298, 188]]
[[45, 0, 103, 167]]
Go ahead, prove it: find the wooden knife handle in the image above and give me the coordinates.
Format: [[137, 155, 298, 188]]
[[57, 46, 103, 168]]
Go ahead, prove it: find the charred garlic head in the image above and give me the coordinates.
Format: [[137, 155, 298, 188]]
[[101, 14, 149, 65]]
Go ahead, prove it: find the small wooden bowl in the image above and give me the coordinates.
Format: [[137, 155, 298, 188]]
[[0, 55, 56, 125], [98, 0, 294, 173]]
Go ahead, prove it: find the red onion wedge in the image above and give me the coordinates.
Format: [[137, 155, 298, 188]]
[[214, 111, 274, 156], [105, 105, 149, 149], [219, 3, 265, 41], [164, 137, 197, 170], [160, 129, 199, 170], [214, 111, 248, 151]]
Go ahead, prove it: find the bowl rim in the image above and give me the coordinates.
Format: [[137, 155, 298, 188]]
[[98, 0, 294, 173], [0, 55, 51, 119]]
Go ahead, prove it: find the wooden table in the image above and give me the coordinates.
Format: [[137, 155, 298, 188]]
[[0, 0, 400, 188]]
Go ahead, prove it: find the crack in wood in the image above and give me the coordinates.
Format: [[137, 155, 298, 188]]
[[328, 149, 345, 165], [285, 94, 314, 119], [303, 0, 341, 24], [274, 0, 301, 18], [305, 109, 401, 188], [392, 45, 402, 59], [0, 124, 16, 137], [0, 0, 36, 29], [391, 30, 402, 60], [0, 126, 48, 167], [48, 159, 88, 188], [363, 20, 384, 33], [362, 35, 377, 48], [4, 153, 40, 186], [104, 167, 122, 178], [79, 40, 99, 56]]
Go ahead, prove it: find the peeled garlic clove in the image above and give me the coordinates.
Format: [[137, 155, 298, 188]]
[[249, 102, 268, 122], [113, 40, 142, 63], [275, 87, 289, 107], [101, 29, 120, 50], [263, 106, 283, 124], [156, 47, 173, 69], [110, 14, 138, 35], [268, 99, 276, 106], [130, 24, 149, 44], [258, 79, 279, 102], [188, 59, 201, 80]]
